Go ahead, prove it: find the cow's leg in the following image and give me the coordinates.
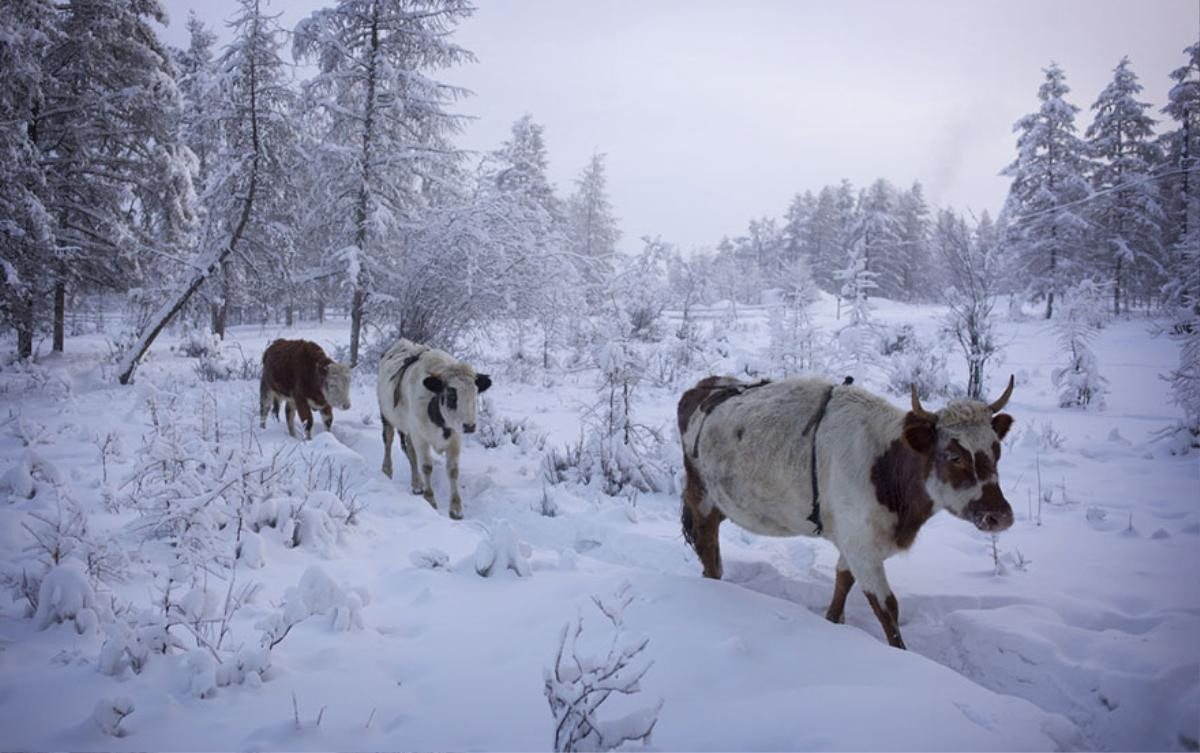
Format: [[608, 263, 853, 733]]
[[401, 433, 422, 495], [381, 415, 395, 479], [825, 553, 856, 624], [415, 439, 437, 510], [259, 383, 271, 429], [447, 433, 464, 520], [681, 456, 724, 579], [321, 405, 334, 432], [843, 553, 905, 649], [284, 400, 297, 438], [295, 401, 315, 440]]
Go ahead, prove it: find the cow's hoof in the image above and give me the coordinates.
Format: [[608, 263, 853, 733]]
[[411, 486, 424, 496], [449, 508, 463, 521], [382, 466, 392, 479]]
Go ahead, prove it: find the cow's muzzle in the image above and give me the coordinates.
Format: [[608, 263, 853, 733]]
[[463, 423, 476, 434], [967, 483, 1013, 532]]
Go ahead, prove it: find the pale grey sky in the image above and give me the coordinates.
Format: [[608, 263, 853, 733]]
[[160, 0, 1198, 253]]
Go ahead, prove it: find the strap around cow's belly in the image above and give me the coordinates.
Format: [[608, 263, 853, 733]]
[[801, 376, 854, 536], [391, 349, 429, 408]]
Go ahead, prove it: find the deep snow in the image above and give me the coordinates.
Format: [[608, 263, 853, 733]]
[[0, 296, 1196, 751]]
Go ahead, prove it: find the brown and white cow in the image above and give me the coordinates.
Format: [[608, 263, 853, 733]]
[[376, 339, 491, 520], [259, 339, 352, 439], [677, 375, 1015, 649]]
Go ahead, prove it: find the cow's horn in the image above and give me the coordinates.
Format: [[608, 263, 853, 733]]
[[910, 384, 935, 420], [988, 375, 1015, 413]]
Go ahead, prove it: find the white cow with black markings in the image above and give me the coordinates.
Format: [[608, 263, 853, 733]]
[[376, 339, 491, 520]]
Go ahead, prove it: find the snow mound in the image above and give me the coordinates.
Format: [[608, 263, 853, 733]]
[[474, 522, 532, 578], [34, 563, 98, 633]]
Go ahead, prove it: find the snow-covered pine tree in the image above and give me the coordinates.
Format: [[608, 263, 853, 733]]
[[491, 115, 580, 366], [805, 185, 842, 292], [1051, 279, 1110, 409], [210, 0, 302, 331], [766, 256, 820, 376], [894, 181, 933, 302], [854, 178, 903, 299], [833, 236, 879, 369], [1086, 56, 1164, 315], [1003, 62, 1092, 319], [566, 152, 621, 309], [38, 0, 198, 353], [172, 14, 226, 333], [294, 0, 474, 366], [782, 190, 816, 269], [0, 0, 56, 359], [1159, 42, 1200, 450], [935, 209, 1003, 400]]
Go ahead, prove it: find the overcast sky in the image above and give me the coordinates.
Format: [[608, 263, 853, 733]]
[[159, 0, 1198, 254]]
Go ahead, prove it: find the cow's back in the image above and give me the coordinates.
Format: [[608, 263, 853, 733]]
[[262, 339, 329, 403], [680, 377, 837, 537]]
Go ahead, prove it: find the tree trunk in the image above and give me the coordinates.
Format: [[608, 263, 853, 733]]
[[349, 287, 365, 367], [16, 292, 34, 360], [53, 280, 65, 352], [348, 1, 381, 368], [1113, 256, 1122, 316], [317, 298, 326, 324], [214, 260, 231, 340], [285, 301, 294, 327]]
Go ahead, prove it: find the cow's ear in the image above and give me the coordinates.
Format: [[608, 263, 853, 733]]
[[475, 373, 492, 393], [992, 413, 1013, 440], [423, 375, 445, 393], [901, 413, 937, 455]]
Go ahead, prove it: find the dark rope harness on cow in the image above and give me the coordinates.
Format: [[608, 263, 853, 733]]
[[688, 379, 772, 459], [800, 376, 854, 535], [390, 346, 451, 441]]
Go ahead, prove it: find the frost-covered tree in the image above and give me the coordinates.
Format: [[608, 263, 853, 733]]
[[894, 181, 933, 301], [833, 236, 879, 369], [804, 185, 842, 292], [1052, 280, 1110, 409], [566, 152, 620, 307], [782, 190, 816, 268], [854, 179, 903, 299], [172, 15, 227, 333], [766, 257, 820, 376], [1003, 63, 1092, 319], [0, 0, 56, 359], [936, 209, 1003, 400], [1086, 57, 1164, 314], [1159, 43, 1200, 451], [294, 0, 474, 365], [208, 0, 302, 333], [38, 0, 197, 352]]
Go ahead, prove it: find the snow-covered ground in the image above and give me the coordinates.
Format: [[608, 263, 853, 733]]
[[0, 297, 1196, 751]]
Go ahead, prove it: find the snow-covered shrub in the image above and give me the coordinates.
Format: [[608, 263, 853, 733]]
[[92, 697, 134, 737], [474, 522, 532, 578], [1052, 281, 1109, 409], [544, 584, 662, 752], [476, 399, 547, 454], [34, 563, 98, 633], [410, 548, 450, 570], [194, 343, 260, 382], [176, 329, 221, 358], [257, 566, 369, 648], [885, 335, 953, 400], [585, 340, 669, 496]]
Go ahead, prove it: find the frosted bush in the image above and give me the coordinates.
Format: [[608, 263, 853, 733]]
[[236, 531, 266, 569], [410, 548, 450, 569], [885, 337, 953, 399], [93, 697, 134, 737], [186, 649, 218, 698], [258, 566, 369, 645], [474, 522, 533, 578], [34, 563, 98, 633]]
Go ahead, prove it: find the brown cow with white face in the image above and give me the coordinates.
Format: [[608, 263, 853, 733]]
[[259, 339, 352, 439], [677, 375, 1016, 649]]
